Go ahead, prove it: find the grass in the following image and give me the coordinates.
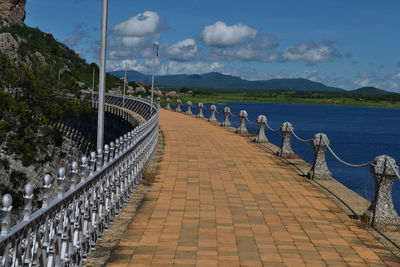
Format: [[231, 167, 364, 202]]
[[160, 89, 400, 109]]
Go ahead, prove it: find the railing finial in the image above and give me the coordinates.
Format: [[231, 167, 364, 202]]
[[23, 183, 33, 221], [1, 194, 12, 236]]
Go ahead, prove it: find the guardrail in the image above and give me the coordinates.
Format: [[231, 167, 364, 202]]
[[0, 93, 159, 266], [169, 99, 400, 232]]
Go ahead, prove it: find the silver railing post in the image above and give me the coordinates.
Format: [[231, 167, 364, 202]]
[[1, 194, 12, 236], [23, 183, 33, 221], [57, 167, 66, 198], [42, 174, 52, 209], [166, 98, 171, 109]]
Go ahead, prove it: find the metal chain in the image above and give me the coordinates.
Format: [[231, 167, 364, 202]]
[[326, 144, 373, 168], [266, 122, 280, 132], [291, 130, 313, 143], [245, 117, 257, 125]]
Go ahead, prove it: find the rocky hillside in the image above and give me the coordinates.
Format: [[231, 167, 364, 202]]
[[0, 1, 116, 214], [0, 0, 26, 26]]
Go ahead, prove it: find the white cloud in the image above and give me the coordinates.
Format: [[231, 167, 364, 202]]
[[209, 48, 280, 62], [283, 41, 341, 62], [356, 70, 376, 79], [354, 79, 370, 87], [158, 61, 227, 75], [391, 72, 400, 79], [112, 11, 165, 37], [200, 21, 257, 47], [107, 58, 161, 72], [164, 39, 198, 61]]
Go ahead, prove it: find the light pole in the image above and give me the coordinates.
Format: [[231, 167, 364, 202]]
[[92, 67, 95, 108], [97, 0, 108, 151], [123, 62, 128, 108], [150, 42, 158, 116]]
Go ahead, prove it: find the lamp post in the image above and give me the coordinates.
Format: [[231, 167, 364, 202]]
[[150, 42, 158, 116], [123, 62, 128, 108], [92, 67, 95, 108], [97, 0, 108, 151]]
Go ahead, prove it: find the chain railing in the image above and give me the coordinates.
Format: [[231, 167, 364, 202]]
[[166, 99, 400, 232], [0, 93, 159, 266]]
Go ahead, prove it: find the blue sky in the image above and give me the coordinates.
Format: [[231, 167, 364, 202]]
[[25, 0, 400, 91]]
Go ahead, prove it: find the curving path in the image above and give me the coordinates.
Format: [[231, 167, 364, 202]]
[[106, 109, 399, 266]]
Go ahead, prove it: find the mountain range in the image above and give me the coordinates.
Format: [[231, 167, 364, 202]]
[[110, 70, 394, 94]]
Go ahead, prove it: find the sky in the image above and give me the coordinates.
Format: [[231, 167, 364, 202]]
[[25, 0, 400, 92]]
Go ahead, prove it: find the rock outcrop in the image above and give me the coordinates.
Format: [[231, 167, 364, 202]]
[[0, 0, 26, 26], [0, 32, 19, 60]]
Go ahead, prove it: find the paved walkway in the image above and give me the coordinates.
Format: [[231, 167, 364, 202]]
[[107, 109, 399, 266]]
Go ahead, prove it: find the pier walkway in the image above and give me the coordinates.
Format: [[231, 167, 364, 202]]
[[106, 109, 399, 266]]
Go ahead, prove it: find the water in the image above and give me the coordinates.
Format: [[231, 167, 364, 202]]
[[173, 102, 400, 212], [61, 112, 134, 146]]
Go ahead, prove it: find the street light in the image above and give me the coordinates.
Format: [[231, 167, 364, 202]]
[[150, 42, 159, 116], [123, 62, 128, 108], [97, 0, 108, 151]]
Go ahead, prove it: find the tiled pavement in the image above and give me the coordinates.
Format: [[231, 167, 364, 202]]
[[107, 109, 399, 266]]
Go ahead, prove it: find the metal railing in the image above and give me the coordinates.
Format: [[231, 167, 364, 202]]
[[0, 93, 159, 266]]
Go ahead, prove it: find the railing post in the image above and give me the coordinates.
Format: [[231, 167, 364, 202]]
[[176, 99, 181, 112], [156, 97, 161, 107], [1, 194, 12, 236], [103, 144, 110, 166], [221, 107, 231, 127], [254, 115, 268, 143], [114, 139, 120, 155], [308, 133, 332, 179], [166, 98, 171, 110], [278, 122, 295, 158], [367, 155, 400, 231], [109, 141, 115, 160], [186, 101, 192, 115], [70, 162, 78, 190], [57, 167, 66, 198], [209, 105, 217, 122], [197, 103, 204, 118], [80, 156, 89, 183], [23, 183, 33, 221], [90, 151, 96, 175], [96, 148, 103, 170], [236, 110, 248, 134], [123, 134, 128, 151], [42, 174, 52, 209]]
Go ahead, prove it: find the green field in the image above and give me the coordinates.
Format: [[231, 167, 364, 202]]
[[159, 89, 400, 109]]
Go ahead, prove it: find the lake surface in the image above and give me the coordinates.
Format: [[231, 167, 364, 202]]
[[61, 112, 134, 147], [173, 102, 400, 212]]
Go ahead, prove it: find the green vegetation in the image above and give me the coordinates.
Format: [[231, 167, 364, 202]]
[[162, 88, 400, 109], [0, 24, 124, 93]]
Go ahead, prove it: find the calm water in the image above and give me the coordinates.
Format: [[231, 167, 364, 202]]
[[61, 112, 134, 146], [173, 102, 400, 212]]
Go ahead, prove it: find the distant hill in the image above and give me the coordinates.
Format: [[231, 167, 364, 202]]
[[349, 87, 393, 95], [110, 70, 345, 92]]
